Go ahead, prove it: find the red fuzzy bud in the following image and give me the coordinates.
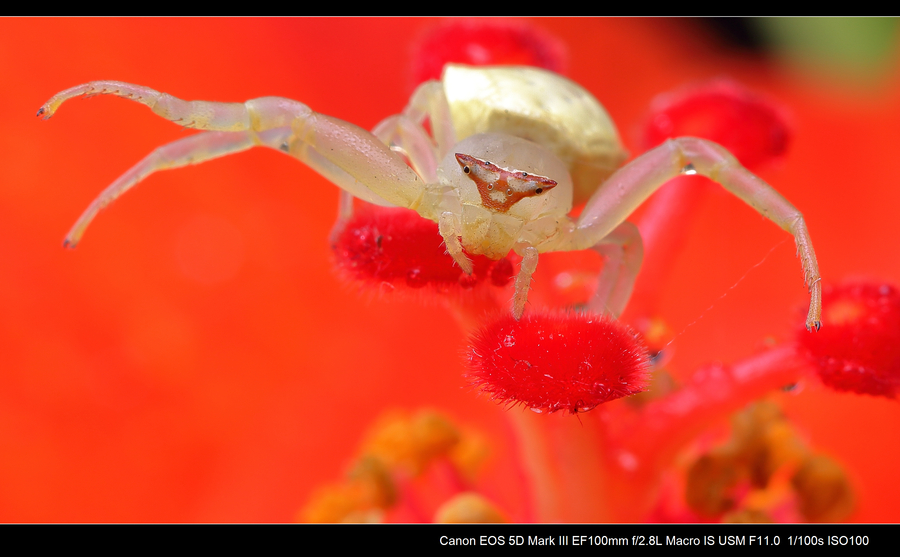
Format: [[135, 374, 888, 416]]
[[641, 79, 791, 171], [797, 282, 900, 398], [410, 19, 566, 86], [466, 311, 650, 414], [332, 206, 512, 293]]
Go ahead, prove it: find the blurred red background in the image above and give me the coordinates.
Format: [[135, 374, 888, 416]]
[[1, 18, 898, 521]]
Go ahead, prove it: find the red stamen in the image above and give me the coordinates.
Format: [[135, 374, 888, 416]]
[[332, 206, 512, 293], [466, 311, 650, 414], [797, 282, 900, 398], [641, 79, 791, 171], [410, 19, 567, 86]]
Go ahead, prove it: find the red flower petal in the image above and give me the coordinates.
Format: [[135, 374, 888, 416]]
[[641, 79, 791, 171], [797, 282, 900, 398], [466, 311, 650, 414]]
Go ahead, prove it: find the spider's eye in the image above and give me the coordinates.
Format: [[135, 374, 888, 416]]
[[522, 172, 528, 177], [463, 166, 470, 174], [535, 188, 543, 194]]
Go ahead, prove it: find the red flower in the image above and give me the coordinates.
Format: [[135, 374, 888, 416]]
[[4, 18, 900, 522]]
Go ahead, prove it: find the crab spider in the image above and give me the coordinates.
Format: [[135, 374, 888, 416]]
[[38, 65, 822, 330]]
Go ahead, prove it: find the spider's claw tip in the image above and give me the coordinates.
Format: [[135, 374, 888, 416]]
[[62, 238, 77, 249]]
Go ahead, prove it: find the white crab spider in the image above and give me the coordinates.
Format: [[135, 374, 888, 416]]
[[38, 64, 822, 330]]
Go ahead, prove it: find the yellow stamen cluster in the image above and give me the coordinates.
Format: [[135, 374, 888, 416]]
[[300, 410, 499, 522], [685, 402, 853, 522]]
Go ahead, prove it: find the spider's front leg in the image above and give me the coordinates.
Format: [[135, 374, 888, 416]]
[[586, 222, 645, 318], [370, 80, 474, 274], [39, 81, 427, 246], [562, 137, 822, 331], [511, 244, 539, 319], [528, 220, 643, 320], [59, 128, 285, 247]]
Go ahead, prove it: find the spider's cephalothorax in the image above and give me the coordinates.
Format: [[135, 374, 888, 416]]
[[38, 64, 822, 329]]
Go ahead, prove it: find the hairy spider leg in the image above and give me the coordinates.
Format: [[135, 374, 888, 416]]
[[39, 81, 427, 245], [331, 83, 454, 242], [371, 80, 477, 277], [587, 222, 645, 318], [401, 80, 456, 161], [326, 113, 442, 244], [372, 80, 481, 276], [62, 128, 282, 247], [511, 245, 539, 318], [558, 137, 822, 331], [505, 222, 643, 320], [372, 115, 440, 185]]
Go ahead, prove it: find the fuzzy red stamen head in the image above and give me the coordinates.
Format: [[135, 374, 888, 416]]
[[410, 19, 566, 86], [797, 282, 900, 398], [331, 206, 513, 293], [641, 79, 791, 171], [466, 311, 650, 414]]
